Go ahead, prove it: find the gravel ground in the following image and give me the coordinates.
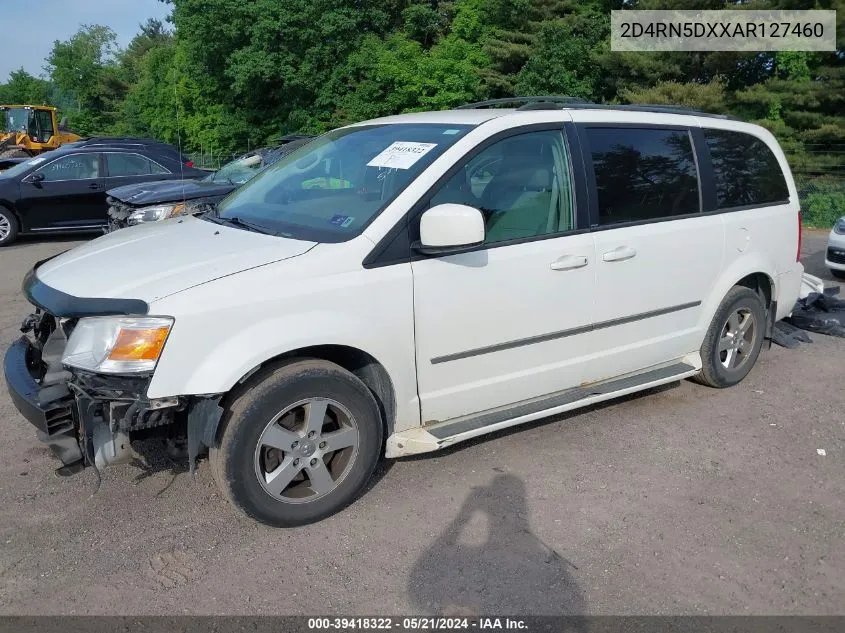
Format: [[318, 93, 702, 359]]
[[0, 230, 842, 616]]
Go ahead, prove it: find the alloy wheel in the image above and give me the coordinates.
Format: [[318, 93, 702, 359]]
[[253, 398, 360, 504], [0, 213, 10, 241], [718, 308, 756, 370]]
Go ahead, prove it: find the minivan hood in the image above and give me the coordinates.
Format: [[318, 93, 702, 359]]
[[35, 215, 316, 303], [108, 178, 234, 206]]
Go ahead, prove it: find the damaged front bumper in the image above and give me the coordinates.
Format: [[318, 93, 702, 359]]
[[3, 312, 222, 475], [4, 335, 81, 466], [5, 264, 226, 477]]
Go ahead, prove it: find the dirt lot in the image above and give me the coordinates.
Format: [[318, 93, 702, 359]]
[[0, 230, 843, 615]]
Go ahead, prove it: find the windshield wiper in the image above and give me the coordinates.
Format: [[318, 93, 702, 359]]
[[221, 216, 278, 235], [199, 202, 221, 219]]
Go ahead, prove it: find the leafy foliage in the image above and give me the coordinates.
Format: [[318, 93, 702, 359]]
[[0, 0, 840, 182], [802, 189, 845, 228], [0, 69, 51, 105]]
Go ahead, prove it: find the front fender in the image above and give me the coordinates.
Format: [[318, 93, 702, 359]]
[[151, 310, 395, 396], [145, 247, 421, 431]]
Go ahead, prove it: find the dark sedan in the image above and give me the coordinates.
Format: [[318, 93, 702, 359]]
[[0, 145, 206, 245], [105, 136, 314, 230]]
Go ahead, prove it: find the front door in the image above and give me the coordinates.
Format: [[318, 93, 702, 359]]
[[18, 153, 106, 230], [411, 128, 598, 424]]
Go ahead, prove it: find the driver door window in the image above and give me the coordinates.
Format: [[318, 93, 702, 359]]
[[36, 154, 101, 181], [429, 130, 575, 245]]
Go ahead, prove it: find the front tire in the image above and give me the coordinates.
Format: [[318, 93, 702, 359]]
[[694, 286, 766, 388], [0, 206, 19, 247], [831, 268, 845, 280], [211, 359, 383, 527]]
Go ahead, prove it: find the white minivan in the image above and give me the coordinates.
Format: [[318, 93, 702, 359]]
[[4, 98, 804, 526]]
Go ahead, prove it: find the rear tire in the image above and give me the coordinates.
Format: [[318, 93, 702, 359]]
[[0, 206, 19, 247], [210, 358, 383, 527], [694, 286, 766, 388]]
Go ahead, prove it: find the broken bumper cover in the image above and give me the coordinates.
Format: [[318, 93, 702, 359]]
[[3, 336, 81, 465], [5, 333, 224, 473]]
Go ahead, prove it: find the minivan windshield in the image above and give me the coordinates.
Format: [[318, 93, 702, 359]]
[[214, 123, 471, 241]]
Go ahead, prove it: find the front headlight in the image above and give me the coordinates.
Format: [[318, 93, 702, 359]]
[[834, 218, 845, 235], [62, 317, 173, 374], [127, 203, 185, 226]]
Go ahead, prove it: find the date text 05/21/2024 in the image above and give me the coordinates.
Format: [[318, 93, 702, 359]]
[[307, 617, 529, 630]]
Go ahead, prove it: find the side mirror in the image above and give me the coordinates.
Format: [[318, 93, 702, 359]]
[[414, 203, 485, 256], [58, 117, 68, 130], [29, 172, 45, 184]]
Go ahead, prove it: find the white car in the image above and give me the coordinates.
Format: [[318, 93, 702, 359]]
[[825, 216, 845, 279], [4, 98, 804, 526]]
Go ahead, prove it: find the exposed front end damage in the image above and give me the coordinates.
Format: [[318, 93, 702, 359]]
[[106, 196, 203, 232], [4, 308, 222, 478]]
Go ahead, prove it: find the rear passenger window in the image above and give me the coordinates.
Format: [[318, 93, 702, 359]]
[[703, 130, 789, 209], [106, 153, 169, 176], [587, 127, 700, 226]]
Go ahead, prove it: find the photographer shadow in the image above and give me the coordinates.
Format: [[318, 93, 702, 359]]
[[408, 473, 586, 623]]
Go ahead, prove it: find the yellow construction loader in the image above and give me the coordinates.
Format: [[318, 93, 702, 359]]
[[0, 105, 81, 159]]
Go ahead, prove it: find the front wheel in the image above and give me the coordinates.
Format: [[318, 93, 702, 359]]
[[0, 207, 19, 247], [831, 268, 845, 280], [210, 359, 383, 527], [694, 286, 766, 388]]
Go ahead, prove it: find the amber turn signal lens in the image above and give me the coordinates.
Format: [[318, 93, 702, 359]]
[[108, 326, 170, 361]]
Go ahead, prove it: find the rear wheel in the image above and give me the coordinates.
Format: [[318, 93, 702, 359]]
[[211, 359, 383, 527], [695, 286, 766, 388], [0, 207, 19, 247]]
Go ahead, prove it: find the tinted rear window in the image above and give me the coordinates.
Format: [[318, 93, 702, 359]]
[[703, 129, 789, 209], [587, 127, 700, 226], [106, 153, 169, 176]]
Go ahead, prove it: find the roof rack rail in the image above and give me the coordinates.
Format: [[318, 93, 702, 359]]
[[455, 96, 592, 110], [78, 136, 161, 143], [453, 97, 734, 120], [565, 103, 735, 120]]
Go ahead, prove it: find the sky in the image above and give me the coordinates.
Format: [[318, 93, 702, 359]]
[[0, 0, 172, 80]]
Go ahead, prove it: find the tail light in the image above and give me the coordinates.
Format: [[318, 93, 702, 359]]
[[797, 209, 803, 262], [185, 160, 194, 168]]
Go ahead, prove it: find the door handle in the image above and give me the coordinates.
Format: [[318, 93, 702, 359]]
[[88, 183, 101, 190], [549, 254, 588, 271], [602, 246, 637, 262]]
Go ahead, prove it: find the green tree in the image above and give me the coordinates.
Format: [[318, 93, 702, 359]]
[[516, 8, 609, 98], [403, 2, 446, 47], [45, 25, 126, 134], [619, 79, 728, 112], [0, 69, 52, 105], [120, 18, 173, 84], [6, 0, 838, 181]]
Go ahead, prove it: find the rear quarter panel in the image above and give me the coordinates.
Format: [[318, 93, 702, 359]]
[[693, 118, 802, 329]]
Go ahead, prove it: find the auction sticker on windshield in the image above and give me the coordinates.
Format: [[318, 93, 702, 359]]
[[367, 142, 437, 169]]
